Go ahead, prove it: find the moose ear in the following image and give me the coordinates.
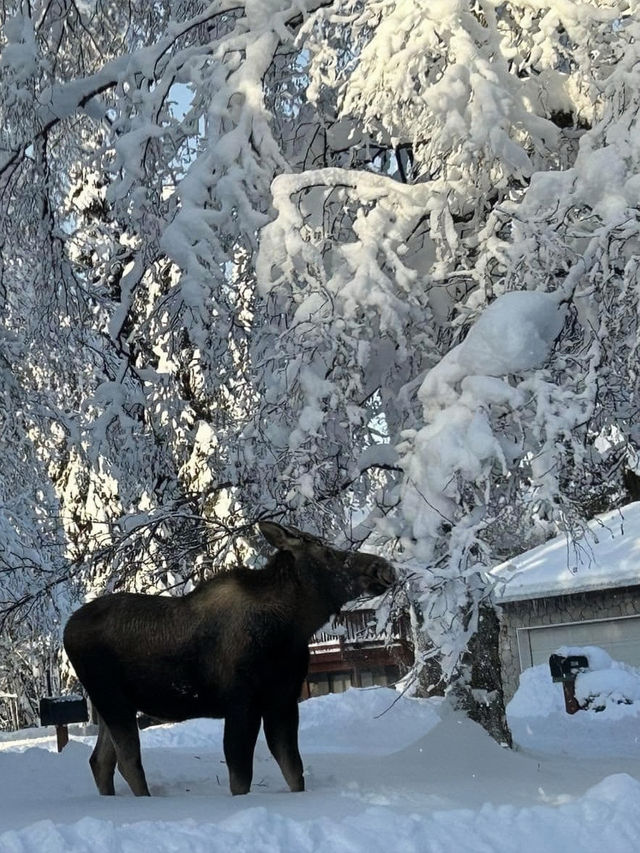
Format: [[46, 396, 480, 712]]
[[258, 521, 303, 552]]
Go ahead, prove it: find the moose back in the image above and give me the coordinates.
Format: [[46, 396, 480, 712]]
[[63, 521, 395, 797]]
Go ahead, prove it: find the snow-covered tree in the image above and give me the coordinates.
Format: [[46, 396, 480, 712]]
[[1, 0, 639, 734]]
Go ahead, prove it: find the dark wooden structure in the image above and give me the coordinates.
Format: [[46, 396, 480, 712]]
[[302, 608, 413, 698]]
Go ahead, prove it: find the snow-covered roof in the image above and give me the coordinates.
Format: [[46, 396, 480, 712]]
[[489, 503, 640, 603]]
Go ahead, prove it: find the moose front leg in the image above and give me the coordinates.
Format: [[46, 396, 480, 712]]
[[223, 706, 261, 795], [263, 699, 304, 792]]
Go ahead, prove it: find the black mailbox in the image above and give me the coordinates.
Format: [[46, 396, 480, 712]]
[[549, 653, 589, 683], [549, 653, 589, 714], [40, 696, 88, 727]]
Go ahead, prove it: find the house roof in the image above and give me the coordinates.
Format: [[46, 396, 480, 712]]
[[489, 503, 640, 603]]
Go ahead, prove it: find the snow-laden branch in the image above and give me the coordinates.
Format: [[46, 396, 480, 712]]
[[0, 0, 329, 178], [0, 2, 241, 174]]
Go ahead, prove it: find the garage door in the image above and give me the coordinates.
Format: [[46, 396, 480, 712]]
[[517, 615, 640, 671]]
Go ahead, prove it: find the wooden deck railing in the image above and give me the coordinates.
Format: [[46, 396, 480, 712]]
[[310, 609, 409, 648]]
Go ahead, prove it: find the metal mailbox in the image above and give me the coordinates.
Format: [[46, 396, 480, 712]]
[[549, 654, 589, 684], [39, 696, 88, 727], [39, 695, 88, 751], [549, 653, 589, 715]]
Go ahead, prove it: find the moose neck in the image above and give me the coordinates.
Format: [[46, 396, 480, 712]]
[[290, 554, 358, 638]]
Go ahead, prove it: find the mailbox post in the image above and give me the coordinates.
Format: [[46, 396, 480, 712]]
[[39, 696, 89, 752], [549, 653, 589, 714]]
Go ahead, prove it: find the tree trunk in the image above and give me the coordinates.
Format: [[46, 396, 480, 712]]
[[449, 604, 513, 747]]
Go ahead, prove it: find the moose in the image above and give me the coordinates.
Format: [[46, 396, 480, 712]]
[[63, 521, 396, 797]]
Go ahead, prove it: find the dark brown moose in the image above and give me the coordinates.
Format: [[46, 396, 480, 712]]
[[63, 521, 395, 797]]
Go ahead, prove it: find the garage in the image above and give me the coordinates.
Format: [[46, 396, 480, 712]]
[[517, 615, 640, 671], [490, 503, 640, 702]]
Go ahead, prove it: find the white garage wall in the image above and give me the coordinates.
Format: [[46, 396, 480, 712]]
[[498, 587, 640, 703], [517, 615, 640, 672]]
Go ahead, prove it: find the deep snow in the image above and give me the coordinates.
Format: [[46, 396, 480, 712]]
[[1, 667, 640, 852]]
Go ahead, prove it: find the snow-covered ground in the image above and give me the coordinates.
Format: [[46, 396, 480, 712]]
[[1, 657, 640, 852]]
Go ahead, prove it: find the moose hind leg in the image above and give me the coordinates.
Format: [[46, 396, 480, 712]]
[[263, 700, 304, 792], [223, 706, 261, 795], [105, 716, 151, 797], [89, 715, 117, 795]]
